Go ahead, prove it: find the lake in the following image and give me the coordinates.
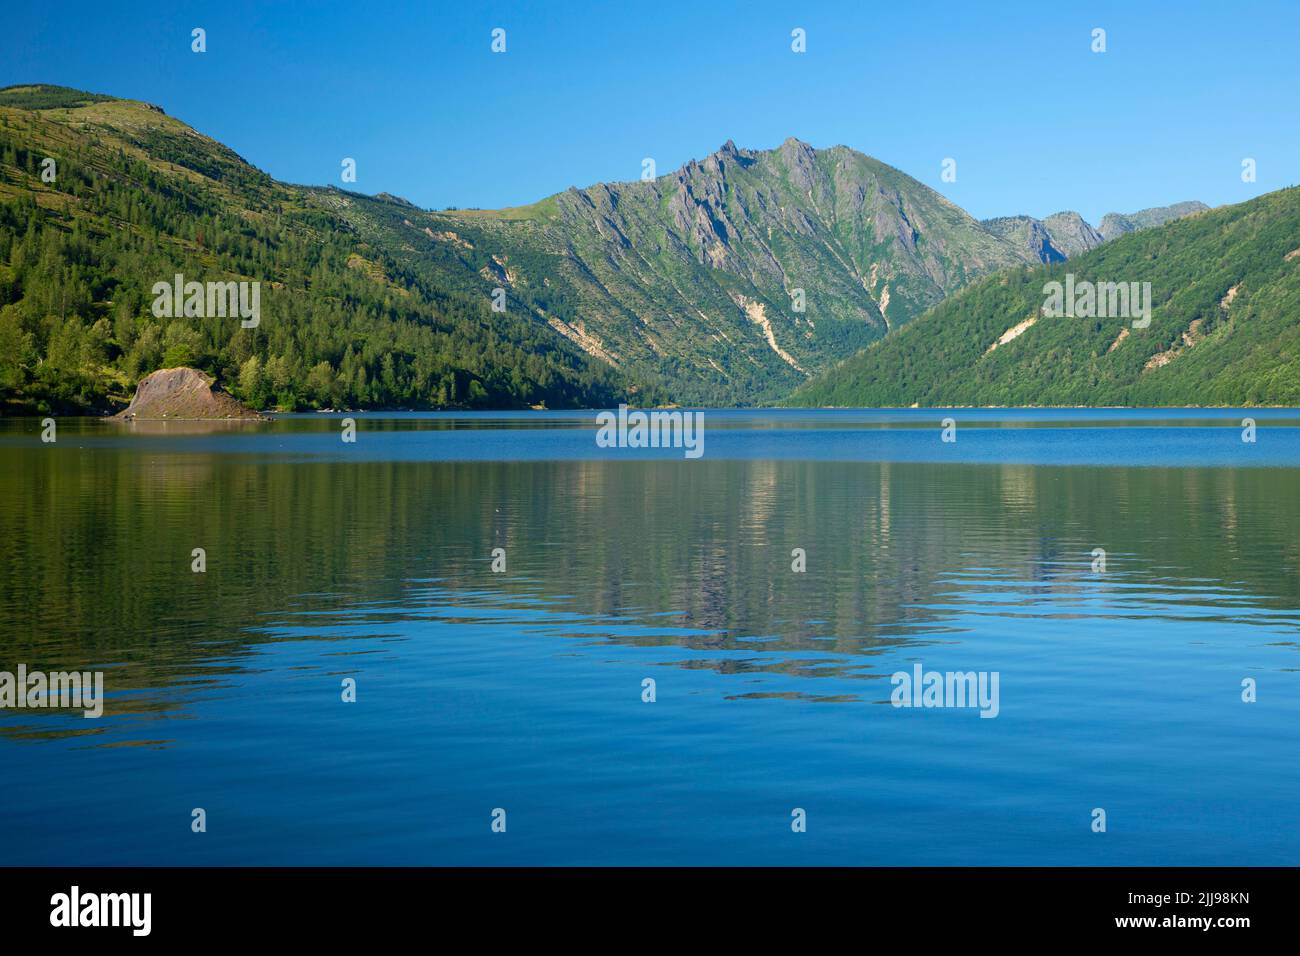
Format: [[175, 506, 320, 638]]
[[1, 409, 1298, 865]]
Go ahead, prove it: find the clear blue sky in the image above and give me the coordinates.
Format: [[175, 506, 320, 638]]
[[4, 0, 1296, 224]]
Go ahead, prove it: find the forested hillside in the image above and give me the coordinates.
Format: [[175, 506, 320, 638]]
[[0, 84, 645, 413], [790, 187, 1300, 407]]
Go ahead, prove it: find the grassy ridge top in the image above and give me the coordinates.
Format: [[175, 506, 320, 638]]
[[0, 84, 119, 110]]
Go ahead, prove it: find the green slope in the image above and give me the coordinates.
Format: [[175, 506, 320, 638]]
[[789, 187, 1300, 407], [0, 85, 646, 413]]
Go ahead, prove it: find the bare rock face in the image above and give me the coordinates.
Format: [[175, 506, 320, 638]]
[[1040, 211, 1106, 258], [115, 367, 262, 420]]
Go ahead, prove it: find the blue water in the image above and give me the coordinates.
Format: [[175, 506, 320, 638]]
[[1, 409, 1298, 864]]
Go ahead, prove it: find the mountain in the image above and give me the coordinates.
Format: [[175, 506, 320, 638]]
[[0, 84, 644, 413], [332, 138, 1045, 405], [346, 141, 1203, 404], [0, 83, 1210, 411], [788, 187, 1300, 407]]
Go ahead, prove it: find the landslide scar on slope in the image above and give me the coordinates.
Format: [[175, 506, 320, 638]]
[[984, 315, 1036, 355], [735, 295, 805, 373]]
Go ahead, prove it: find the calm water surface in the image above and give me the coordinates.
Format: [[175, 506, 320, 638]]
[[1, 409, 1298, 865]]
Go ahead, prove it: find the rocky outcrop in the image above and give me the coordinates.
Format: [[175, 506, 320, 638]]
[[1040, 211, 1105, 257], [114, 367, 262, 420], [982, 215, 1072, 263]]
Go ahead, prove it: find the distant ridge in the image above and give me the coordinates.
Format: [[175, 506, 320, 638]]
[[982, 202, 1208, 263]]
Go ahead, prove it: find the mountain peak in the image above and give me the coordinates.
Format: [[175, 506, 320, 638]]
[[774, 136, 816, 158]]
